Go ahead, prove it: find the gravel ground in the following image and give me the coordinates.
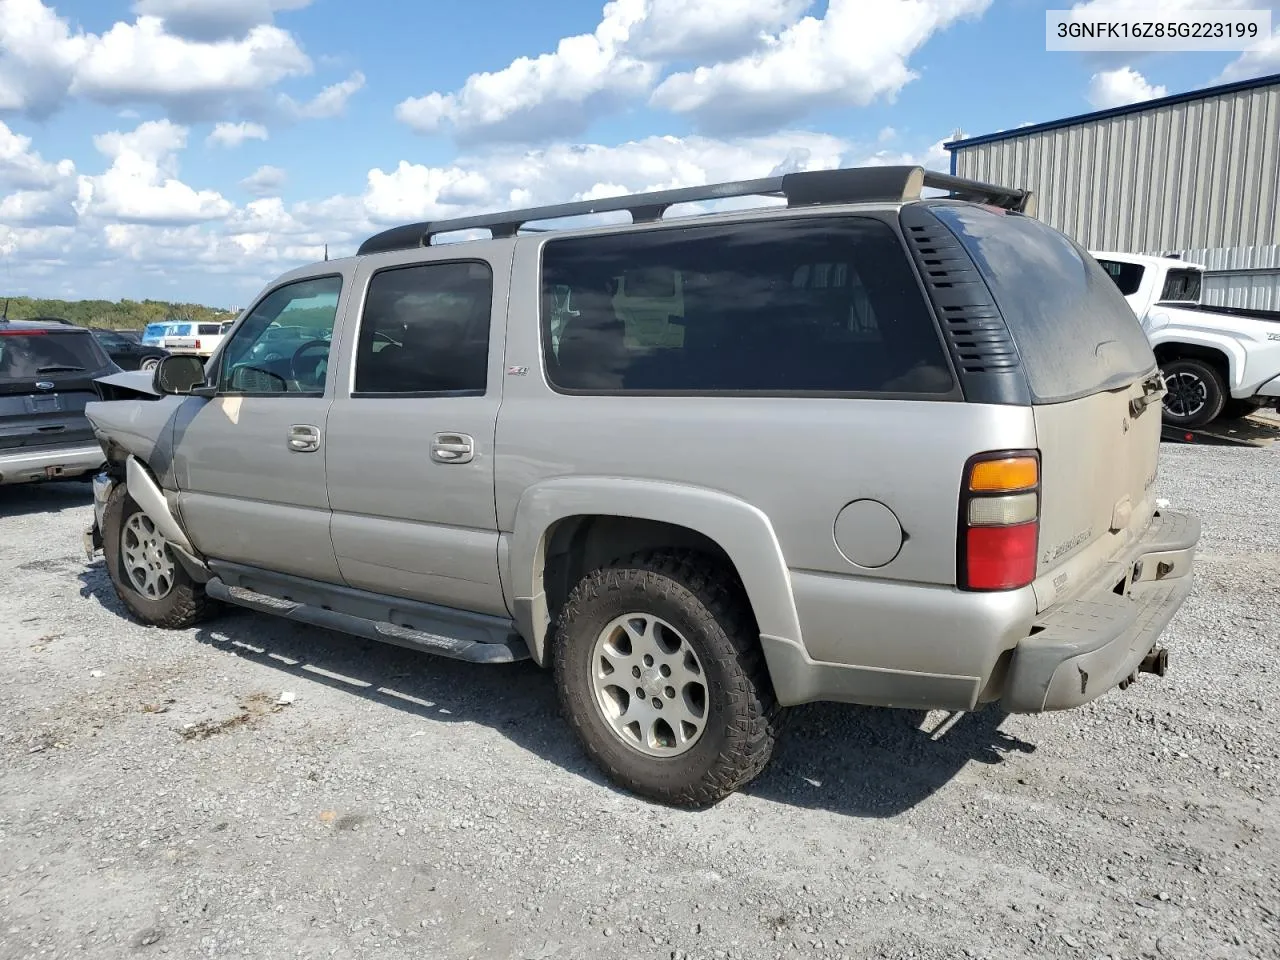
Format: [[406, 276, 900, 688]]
[[1, 440, 1278, 960]]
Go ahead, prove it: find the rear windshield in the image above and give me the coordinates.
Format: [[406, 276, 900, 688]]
[[540, 216, 955, 395], [930, 204, 1155, 403], [0, 331, 106, 380], [1160, 268, 1202, 302]]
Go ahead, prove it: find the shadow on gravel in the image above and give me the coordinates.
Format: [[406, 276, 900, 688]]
[[0, 480, 93, 518], [75, 563, 1039, 818]]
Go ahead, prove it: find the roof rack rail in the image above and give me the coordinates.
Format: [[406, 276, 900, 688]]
[[357, 165, 1035, 256]]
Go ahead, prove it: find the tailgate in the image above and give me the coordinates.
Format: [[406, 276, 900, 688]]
[[1031, 380, 1163, 610], [0, 389, 99, 450]]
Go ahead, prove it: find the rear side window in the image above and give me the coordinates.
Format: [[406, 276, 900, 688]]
[[0, 331, 106, 380], [354, 260, 493, 395], [198, 324, 222, 335], [1160, 268, 1201, 302], [930, 205, 1155, 404], [1096, 258, 1144, 296], [540, 217, 954, 395]]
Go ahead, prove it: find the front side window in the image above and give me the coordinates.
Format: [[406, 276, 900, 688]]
[[539, 217, 954, 395], [354, 260, 493, 395], [218, 275, 343, 396]]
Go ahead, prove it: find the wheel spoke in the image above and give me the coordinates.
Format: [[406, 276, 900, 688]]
[[121, 512, 176, 600]]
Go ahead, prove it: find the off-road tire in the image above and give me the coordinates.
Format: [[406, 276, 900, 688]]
[[552, 549, 784, 808], [1161, 357, 1226, 428], [102, 483, 213, 629]]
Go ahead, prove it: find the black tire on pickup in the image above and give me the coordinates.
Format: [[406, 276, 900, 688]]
[[1160, 357, 1226, 428], [551, 550, 783, 808], [102, 483, 213, 629]]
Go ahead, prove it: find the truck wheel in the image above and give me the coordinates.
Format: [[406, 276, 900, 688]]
[[1161, 358, 1225, 428], [552, 550, 783, 808], [102, 484, 213, 629]]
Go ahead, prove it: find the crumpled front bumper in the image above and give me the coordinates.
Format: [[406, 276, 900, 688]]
[[1003, 509, 1201, 713], [82, 471, 118, 559]]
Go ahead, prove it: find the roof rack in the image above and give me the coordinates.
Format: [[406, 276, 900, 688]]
[[356, 165, 1036, 256]]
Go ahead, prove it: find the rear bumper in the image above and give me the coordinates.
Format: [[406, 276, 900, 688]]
[[0, 443, 105, 485], [1003, 509, 1200, 712]]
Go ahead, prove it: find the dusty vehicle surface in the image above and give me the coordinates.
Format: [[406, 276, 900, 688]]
[[1093, 250, 1280, 427], [82, 165, 1200, 807], [0, 317, 115, 486]]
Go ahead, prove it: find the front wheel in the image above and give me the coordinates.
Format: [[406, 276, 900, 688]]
[[552, 550, 783, 808], [102, 484, 214, 628], [1160, 358, 1226, 428]]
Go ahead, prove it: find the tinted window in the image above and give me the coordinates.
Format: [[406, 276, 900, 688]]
[[95, 331, 132, 349], [198, 324, 222, 335], [540, 217, 953, 395], [354, 261, 493, 395], [930, 205, 1155, 403], [1096, 258, 1145, 296], [0, 331, 106, 380], [219, 276, 343, 395], [1160, 268, 1201, 302]]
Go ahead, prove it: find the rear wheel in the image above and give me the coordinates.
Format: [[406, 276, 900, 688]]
[[140, 356, 160, 372], [102, 484, 213, 628], [1160, 357, 1226, 428], [552, 550, 783, 808]]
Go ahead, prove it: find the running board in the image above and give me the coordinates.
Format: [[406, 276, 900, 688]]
[[204, 578, 530, 664]]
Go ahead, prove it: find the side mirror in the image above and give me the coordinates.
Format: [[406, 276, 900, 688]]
[[154, 354, 208, 395], [227, 363, 287, 394]]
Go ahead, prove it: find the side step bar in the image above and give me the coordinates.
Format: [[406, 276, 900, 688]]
[[204, 578, 530, 664]]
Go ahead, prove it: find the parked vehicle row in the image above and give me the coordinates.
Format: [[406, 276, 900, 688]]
[[1093, 251, 1280, 428], [141, 320, 232, 358], [80, 165, 1199, 808]]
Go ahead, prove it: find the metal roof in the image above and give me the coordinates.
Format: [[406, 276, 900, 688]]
[[945, 72, 1280, 152]]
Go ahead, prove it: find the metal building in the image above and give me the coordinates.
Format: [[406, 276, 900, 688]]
[[944, 72, 1280, 309]]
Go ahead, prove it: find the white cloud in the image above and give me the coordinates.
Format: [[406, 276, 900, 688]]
[[0, 119, 74, 189], [1217, 28, 1280, 83], [279, 70, 365, 119], [626, 0, 813, 61], [395, 0, 981, 143], [1087, 66, 1167, 109], [651, 0, 991, 134], [0, 0, 89, 119], [0, 1, 319, 120], [132, 0, 313, 41], [71, 17, 311, 118], [240, 164, 287, 195], [396, 0, 656, 144], [207, 120, 268, 148], [77, 119, 233, 224]]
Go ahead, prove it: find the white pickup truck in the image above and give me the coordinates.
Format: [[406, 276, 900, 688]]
[[1092, 251, 1280, 427]]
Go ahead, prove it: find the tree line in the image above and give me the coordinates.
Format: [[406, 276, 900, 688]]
[[1, 296, 236, 331]]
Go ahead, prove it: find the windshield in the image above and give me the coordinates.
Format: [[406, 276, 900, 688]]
[[0, 331, 106, 380]]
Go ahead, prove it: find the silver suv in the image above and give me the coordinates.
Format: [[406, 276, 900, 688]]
[[82, 166, 1200, 807]]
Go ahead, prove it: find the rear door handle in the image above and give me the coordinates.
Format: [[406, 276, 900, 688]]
[[431, 432, 474, 464], [287, 424, 321, 453]]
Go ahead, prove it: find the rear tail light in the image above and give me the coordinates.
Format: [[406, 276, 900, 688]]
[[959, 451, 1040, 591]]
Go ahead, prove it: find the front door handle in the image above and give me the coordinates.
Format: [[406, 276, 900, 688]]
[[431, 432, 474, 464], [288, 424, 321, 453]]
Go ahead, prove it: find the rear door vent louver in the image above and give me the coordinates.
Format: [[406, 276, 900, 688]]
[[898, 204, 1031, 407], [902, 221, 1019, 375]]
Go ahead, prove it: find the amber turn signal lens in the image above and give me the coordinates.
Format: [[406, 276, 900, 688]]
[[969, 457, 1038, 493]]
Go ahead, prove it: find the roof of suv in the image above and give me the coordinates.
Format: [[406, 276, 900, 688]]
[[355, 164, 1037, 259], [0, 317, 82, 332]]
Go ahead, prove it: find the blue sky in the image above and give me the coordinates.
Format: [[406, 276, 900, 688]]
[[1, 0, 1276, 308]]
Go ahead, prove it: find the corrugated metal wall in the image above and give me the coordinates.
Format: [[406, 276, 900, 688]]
[[952, 81, 1280, 253]]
